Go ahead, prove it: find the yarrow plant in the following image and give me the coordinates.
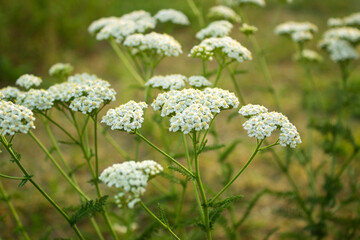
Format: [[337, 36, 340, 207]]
[[99, 160, 163, 208], [2, 3, 359, 240]]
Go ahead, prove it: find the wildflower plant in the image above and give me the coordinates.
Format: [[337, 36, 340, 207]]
[[1, 3, 360, 240]]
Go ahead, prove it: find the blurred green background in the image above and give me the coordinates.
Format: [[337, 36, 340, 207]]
[[1, 0, 360, 239], [1, 0, 359, 86]]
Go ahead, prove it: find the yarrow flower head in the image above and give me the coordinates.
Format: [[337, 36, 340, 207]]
[[189, 36, 252, 62], [124, 32, 182, 57], [275, 21, 318, 44], [95, 19, 139, 43], [49, 63, 74, 78], [322, 27, 360, 45], [240, 23, 258, 36], [238, 104, 268, 117], [239, 104, 301, 148], [146, 74, 187, 90], [188, 76, 212, 88], [47, 73, 116, 114], [154, 9, 190, 25], [101, 101, 147, 132], [152, 88, 238, 133], [100, 160, 163, 208], [17, 89, 55, 111], [344, 12, 360, 28], [196, 20, 233, 40], [0, 87, 22, 102], [318, 38, 359, 62], [327, 12, 360, 29], [220, 0, 265, 7], [15, 74, 42, 90], [294, 49, 323, 63], [169, 104, 213, 134], [89, 11, 156, 42], [0, 100, 35, 136], [208, 5, 241, 23]]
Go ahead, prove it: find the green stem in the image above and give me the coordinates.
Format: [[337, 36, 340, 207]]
[[175, 184, 187, 226], [249, 35, 281, 111], [202, 59, 208, 77], [269, 149, 314, 223], [42, 116, 72, 174], [209, 139, 264, 205], [72, 114, 118, 240], [213, 58, 225, 87], [42, 117, 105, 240], [41, 113, 79, 145], [93, 115, 99, 180], [0, 180, 31, 240], [186, 0, 205, 27], [224, 63, 246, 105], [0, 173, 29, 181], [0, 136, 85, 240], [136, 131, 195, 178], [100, 125, 131, 160], [109, 39, 145, 85], [182, 134, 205, 222], [139, 201, 181, 240], [28, 131, 89, 200], [192, 132, 212, 240]]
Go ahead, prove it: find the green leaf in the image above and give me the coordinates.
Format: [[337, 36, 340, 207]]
[[168, 166, 195, 180], [69, 196, 108, 226], [157, 203, 169, 226], [209, 195, 243, 228]]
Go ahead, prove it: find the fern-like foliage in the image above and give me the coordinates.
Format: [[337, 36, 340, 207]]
[[69, 195, 108, 226], [209, 195, 243, 229]]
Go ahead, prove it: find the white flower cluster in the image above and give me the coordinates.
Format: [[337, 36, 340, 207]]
[[154, 9, 190, 25], [152, 88, 239, 117], [327, 12, 360, 28], [49, 63, 73, 77], [345, 12, 360, 28], [208, 5, 241, 23], [0, 100, 35, 136], [15, 74, 42, 90], [152, 88, 238, 133], [188, 76, 212, 88], [146, 75, 212, 90], [146, 74, 187, 90], [220, 0, 265, 7], [318, 38, 359, 62], [169, 104, 213, 134], [47, 73, 116, 114], [47, 82, 88, 102], [69, 85, 116, 114], [322, 27, 360, 45], [89, 10, 156, 43], [291, 31, 313, 43], [239, 104, 301, 148], [238, 104, 268, 117], [68, 73, 111, 87], [240, 23, 258, 36], [189, 36, 252, 62], [124, 32, 182, 57], [196, 20, 233, 40], [99, 160, 163, 208], [294, 49, 323, 63], [17, 89, 55, 111], [275, 21, 318, 43], [0, 87, 22, 102], [101, 101, 147, 132]]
